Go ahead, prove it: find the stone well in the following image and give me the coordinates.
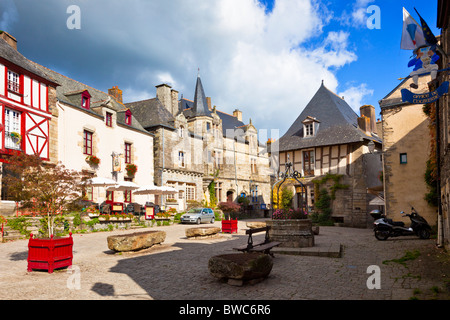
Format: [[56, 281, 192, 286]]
[[107, 230, 166, 252], [266, 219, 314, 248]]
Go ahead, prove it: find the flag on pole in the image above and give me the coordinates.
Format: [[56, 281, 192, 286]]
[[414, 8, 438, 46], [401, 7, 426, 50]]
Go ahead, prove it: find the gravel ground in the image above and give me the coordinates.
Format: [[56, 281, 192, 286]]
[[0, 219, 449, 301]]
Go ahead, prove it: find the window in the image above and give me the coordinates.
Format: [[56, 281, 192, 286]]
[[7, 70, 20, 94], [125, 143, 132, 164], [83, 187, 93, 201], [303, 150, 315, 176], [252, 185, 258, 203], [106, 191, 114, 202], [186, 184, 196, 201], [178, 125, 185, 138], [400, 153, 407, 164], [125, 110, 132, 125], [81, 91, 91, 109], [178, 151, 185, 168], [105, 112, 112, 127], [251, 158, 257, 174], [83, 130, 93, 155], [124, 178, 132, 203], [167, 182, 176, 200], [4, 108, 21, 150], [304, 123, 314, 137], [215, 182, 222, 202]]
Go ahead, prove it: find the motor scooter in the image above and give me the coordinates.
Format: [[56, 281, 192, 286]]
[[372, 207, 431, 241]]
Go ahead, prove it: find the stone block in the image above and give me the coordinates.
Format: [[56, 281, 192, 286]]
[[185, 227, 221, 239], [107, 230, 166, 252], [246, 221, 266, 229], [208, 253, 273, 286]]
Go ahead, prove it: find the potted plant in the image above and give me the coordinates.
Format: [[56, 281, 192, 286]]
[[218, 202, 241, 234], [125, 163, 137, 177], [4, 152, 87, 273], [85, 155, 100, 166]]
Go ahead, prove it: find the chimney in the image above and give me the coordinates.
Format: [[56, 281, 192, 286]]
[[359, 105, 377, 134], [156, 83, 172, 113], [108, 86, 123, 103], [357, 115, 371, 135], [206, 97, 212, 111], [0, 31, 17, 50], [233, 109, 243, 122], [171, 89, 179, 116]]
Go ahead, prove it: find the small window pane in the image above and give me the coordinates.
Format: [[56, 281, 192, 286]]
[[400, 153, 407, 164]]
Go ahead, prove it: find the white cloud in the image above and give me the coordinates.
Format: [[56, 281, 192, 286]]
[[338, 83, 374, 113], [10, 0, 363, 135], [337, 0, 376, 28]]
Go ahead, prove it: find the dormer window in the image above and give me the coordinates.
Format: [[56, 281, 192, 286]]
[[304, 123, 314, 137], [302, 116, 320, 138], [81, 91, 91, 110], [105, 112, 112, 127], [125, 109, 132, 125]]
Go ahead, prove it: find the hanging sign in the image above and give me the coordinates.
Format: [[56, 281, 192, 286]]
[[401, 81, 449, 104], [112, 154, 121, 172]]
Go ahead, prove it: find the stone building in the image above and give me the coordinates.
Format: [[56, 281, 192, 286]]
[[126, 74, 272, 211], [379, 74, 437, 225], [276, 82, 383, 228], [436, 0, 450, 249], [0, 32, 59, 215]]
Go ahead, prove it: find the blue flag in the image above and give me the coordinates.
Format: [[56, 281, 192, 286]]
[[414, 8, 438, 46]]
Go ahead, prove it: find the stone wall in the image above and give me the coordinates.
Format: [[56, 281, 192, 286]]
[[381, 81, 437, 225]]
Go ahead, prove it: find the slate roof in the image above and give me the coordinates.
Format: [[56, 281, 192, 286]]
[[32, 63, 147, 133], [0, 37, 57, 85], [191, 75, 212, 118], [278, 83, 381, 152], [125, 98, 175, 130]]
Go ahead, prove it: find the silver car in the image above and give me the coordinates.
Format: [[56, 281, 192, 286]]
[[180, 208, 215, 224]]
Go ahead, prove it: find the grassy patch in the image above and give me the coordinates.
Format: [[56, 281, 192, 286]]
[[383, 250, 421, 267]]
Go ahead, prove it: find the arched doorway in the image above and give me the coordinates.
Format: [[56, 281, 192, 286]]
[[226, 191, 234, 202]]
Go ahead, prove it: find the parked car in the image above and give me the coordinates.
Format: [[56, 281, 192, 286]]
[[180, 208, 215, 224]]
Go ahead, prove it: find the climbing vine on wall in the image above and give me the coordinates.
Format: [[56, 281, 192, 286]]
[[423, 103, 438, 207], [312, 173, 349, 200]]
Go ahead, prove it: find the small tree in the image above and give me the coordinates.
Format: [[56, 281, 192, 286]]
[[4, 152, 87, 238]]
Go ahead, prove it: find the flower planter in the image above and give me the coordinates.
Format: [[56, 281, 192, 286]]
[[27, 233, 73, 273], [222, 219, 238, 234], [266, 219, 314, 248]]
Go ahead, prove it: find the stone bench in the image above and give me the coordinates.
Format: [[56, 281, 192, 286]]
[[107, 230, 166, 252], [185, 227, 221, 240], [208, 253, 273, 286]]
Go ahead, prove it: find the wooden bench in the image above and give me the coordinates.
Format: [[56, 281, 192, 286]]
[[233, 226, 281, 257]]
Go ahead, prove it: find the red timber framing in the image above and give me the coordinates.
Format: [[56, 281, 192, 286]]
[[0, 57, 57, 161]]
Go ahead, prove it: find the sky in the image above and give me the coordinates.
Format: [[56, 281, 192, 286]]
[[0, 0, 441, 138]]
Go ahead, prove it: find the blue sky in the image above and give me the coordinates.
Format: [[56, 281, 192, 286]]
[[0, 0, 441, 137]]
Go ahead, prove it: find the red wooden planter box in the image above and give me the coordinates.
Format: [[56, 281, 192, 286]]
[[27, 233, 73, 273], [221, 219, 238, 234]]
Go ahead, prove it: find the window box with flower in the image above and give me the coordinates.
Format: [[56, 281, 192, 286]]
[[125, 163, 137, 177], [86, 155, 100, 166]]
